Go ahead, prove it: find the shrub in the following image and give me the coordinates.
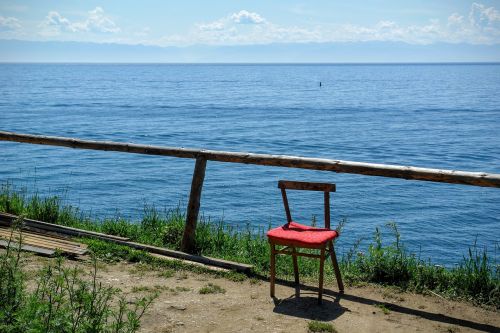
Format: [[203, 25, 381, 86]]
[[308, 320, 337, 333], [199, 283, 226, 294]]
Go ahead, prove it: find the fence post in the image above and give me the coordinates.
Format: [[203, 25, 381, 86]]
[[181, 156, 207, 253]]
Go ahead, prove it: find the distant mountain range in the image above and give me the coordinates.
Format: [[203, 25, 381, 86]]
[[1, 39, 499, 63]]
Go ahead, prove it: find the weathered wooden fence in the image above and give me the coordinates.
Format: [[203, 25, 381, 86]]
[[1, 130, 499, 253]]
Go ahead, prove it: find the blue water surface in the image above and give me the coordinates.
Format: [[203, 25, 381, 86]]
[[0, 63, 499, 265]]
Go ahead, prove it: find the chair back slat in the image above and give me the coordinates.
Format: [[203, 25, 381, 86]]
[[278, 180, 336, 192]]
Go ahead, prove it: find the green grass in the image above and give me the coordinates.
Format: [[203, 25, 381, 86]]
[[79, 237, 249, 282], [341, 222, 499, 307], [132, 285, 168, 293], [308, 320, 337, 333], [199, 283, 226, 294], [1, 183, 499, 308], [157, 268, 175, 279], [0, 219, 156, 333], [131, 285, 189, 294], [374, 303, 391, 315]]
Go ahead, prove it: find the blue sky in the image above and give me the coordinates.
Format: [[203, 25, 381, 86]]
[[1, 1, 500, 46]]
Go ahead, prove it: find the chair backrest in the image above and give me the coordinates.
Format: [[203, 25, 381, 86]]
[[278, 180, 336, 229]]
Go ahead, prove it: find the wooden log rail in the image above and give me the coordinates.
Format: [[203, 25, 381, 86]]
[[1, 130, 499, 253]]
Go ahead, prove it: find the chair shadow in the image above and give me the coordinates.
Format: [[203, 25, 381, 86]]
[[263, 275, 499, 332], [272, 292, 348, 321]]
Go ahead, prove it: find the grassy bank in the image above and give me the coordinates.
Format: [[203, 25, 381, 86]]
[[0, 183, 498, 308]]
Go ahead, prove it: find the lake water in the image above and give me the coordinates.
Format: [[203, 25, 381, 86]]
[[0, 63, 499, 265]]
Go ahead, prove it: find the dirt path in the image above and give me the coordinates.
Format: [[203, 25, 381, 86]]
[[21, 255, 500, 333]]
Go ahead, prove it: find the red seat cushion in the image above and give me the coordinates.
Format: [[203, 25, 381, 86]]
[[267, 221, 339, 249]]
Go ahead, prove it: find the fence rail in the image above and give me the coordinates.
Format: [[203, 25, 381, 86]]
[[1, 130, 499, 252]]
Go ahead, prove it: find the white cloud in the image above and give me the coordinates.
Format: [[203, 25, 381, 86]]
[[40, 7, 120, 36], [443, 2, 500, 44], [196, 10, 264, 32], [230, 10, 265, 24], [159, 3, 500, 46], [470, 2, 500, 26], [447, 13, 464, 26], [15, 3, 499, 47], [76, 7, 120, 33], [186, 10, 317, 45], [0, 15, 21, 31], [198, 20, 226, 31], [43, 11, 74, 33]]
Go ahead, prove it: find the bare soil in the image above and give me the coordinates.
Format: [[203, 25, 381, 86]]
[[21, 254, 500, 333]]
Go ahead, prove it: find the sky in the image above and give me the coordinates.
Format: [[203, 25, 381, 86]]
[[1, 1, 500, 61]]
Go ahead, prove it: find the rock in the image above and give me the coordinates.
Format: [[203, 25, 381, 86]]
[[169, 304, 187, 311]]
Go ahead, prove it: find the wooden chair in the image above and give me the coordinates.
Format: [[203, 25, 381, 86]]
[[267, 180, 344, 304]]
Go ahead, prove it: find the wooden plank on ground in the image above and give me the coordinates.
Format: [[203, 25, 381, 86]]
[[0, 212, 129, 241], [0, 226, 87, 256], [149, 253, 230, 272], [114, 240, 253, 273], [0, 239, 55, 256], [0, 228, 80, 247]]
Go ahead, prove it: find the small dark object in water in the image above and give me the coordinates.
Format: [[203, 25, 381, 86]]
[[319, 81, 322, 87]]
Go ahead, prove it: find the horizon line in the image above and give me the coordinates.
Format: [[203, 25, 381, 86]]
[[1, 61, 500, 65]]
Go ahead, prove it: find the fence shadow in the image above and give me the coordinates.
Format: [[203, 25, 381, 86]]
[[267, 277, 498, 332]]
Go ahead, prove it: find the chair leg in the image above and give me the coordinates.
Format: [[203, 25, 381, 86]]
[[329, 241, 344, 292], [318, 247, 325, 304], [292, 247, 300, 287], [270, 242, 276, 297]]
